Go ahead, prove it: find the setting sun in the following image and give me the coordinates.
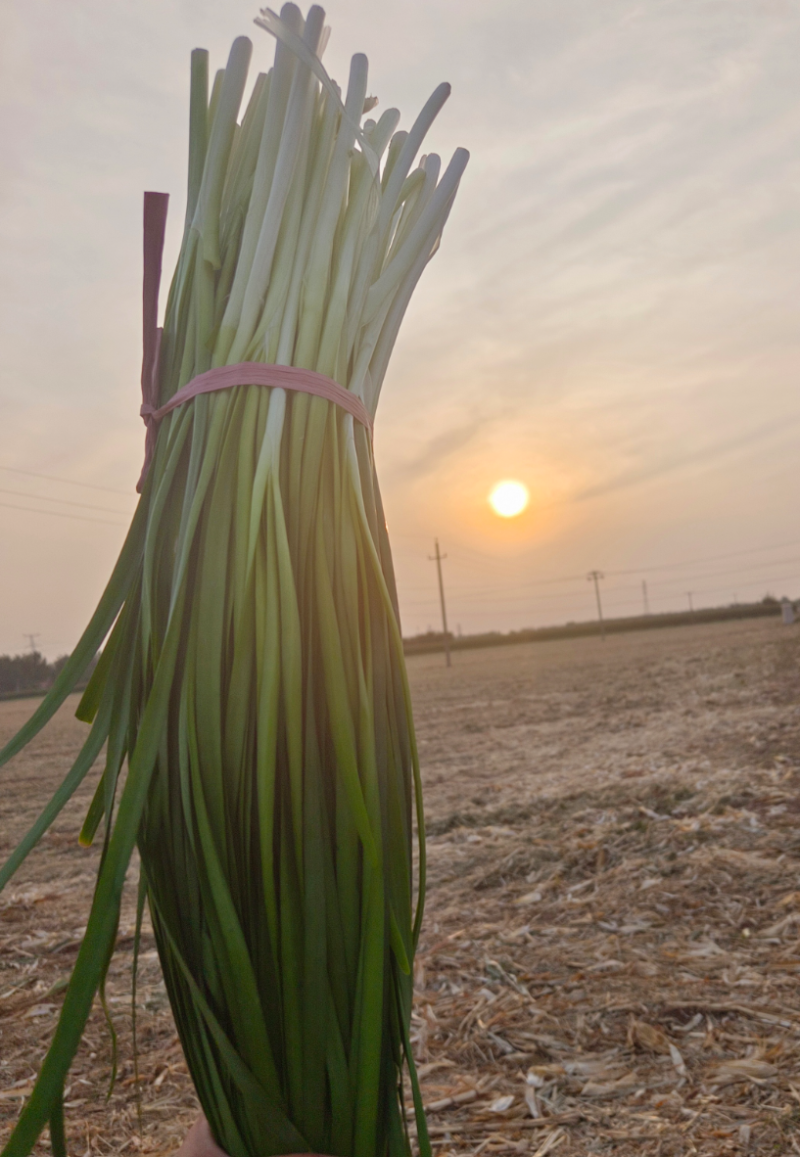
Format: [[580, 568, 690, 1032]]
[[488, 480, 529, 518]]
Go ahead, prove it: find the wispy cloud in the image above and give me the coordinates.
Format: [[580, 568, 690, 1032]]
[[572, 414, 800, 504], [385, 416, 487, 482]]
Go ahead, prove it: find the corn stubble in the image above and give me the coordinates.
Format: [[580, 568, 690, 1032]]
[[0, 7, 467, 1157]]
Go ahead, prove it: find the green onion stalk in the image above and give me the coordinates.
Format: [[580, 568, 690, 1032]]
[[0, 6, 468, 1157]]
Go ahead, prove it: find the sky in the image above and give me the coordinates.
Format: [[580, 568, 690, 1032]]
[[2, 0, 800, 656]]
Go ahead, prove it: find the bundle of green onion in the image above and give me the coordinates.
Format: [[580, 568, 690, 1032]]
[[0, 6, 467, 1157]]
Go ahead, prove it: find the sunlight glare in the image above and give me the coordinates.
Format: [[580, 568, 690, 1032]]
[[489, 480, 529, 518]]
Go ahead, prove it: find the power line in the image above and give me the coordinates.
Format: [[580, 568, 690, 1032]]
[[400, 551, 800, 599], [399, 536, 800, 596], [640, 555, 800, 591], [399, 554, 800, 609], [0, 500, 128, 527], [446, 556, 586, 585], [0, 487, 132, 516], [401, 570, 800, 625], [399, 566, 800, 614], [650, 572, 798, 604], [0, 465, 131, 495], [601, 537, 800, 576]]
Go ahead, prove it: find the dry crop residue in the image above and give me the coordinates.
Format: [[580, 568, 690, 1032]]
[[2, 617, 800, 1155]]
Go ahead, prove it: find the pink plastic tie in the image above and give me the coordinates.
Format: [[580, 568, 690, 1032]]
[[136, 193, 373, 493]]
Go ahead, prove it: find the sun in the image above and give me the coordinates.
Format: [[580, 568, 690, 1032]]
[[489, 480, 529, 518]]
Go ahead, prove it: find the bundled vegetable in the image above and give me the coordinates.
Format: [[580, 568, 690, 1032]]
[[0, 7, 467, 1157]]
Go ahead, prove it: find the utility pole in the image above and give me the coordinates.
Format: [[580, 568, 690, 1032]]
[[642, 580, 650, 616], [587, 570, 605, 640], [429, 539, 451, 668], [686, 591, 694, 612], [24, 633, 40, 654]]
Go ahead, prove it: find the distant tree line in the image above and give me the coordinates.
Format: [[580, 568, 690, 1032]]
[[403, 596, 792, 656], [0, 651, 96, 698]]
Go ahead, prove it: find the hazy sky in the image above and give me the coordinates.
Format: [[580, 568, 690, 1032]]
[[2, 0, 800, 655]]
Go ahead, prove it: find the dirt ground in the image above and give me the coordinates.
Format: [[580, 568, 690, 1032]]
[[2, 616, 800, 1156]]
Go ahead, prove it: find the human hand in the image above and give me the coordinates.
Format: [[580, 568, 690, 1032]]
[[175, 1116, 229, 1157]]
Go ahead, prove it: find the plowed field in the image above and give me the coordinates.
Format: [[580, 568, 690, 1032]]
[[3, 617, 800, 1155]]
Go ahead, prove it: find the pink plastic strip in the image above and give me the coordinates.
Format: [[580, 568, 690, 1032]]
[[146, 362, 373, 433], [137, 194, 372, 493]]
